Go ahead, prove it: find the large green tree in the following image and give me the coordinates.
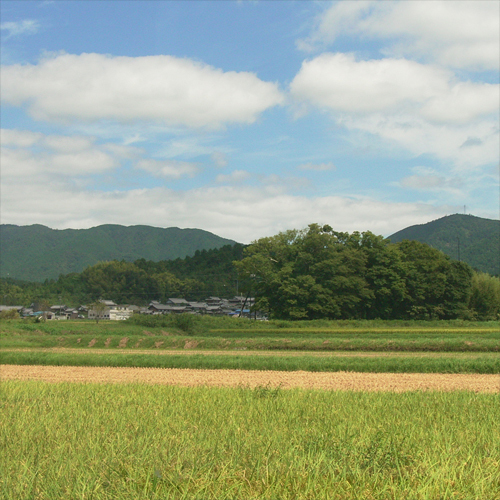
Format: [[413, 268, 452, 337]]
[[468, 273, 500, 320], [235, 225, 374, 320], [396, 240, 473, 319], [235, 224, 474, 320]]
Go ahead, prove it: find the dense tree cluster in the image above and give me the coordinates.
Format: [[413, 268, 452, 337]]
[[234, 224, 483, 320]]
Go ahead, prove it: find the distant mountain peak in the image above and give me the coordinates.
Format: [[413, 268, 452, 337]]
[[389, 214, 499, 276]]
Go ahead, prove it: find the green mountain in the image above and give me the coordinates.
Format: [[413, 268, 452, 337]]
[[0, 224, 237, 282], [388, 214, 499, 276]]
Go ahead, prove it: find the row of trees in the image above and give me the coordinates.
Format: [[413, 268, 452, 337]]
[[0, 244, 245, 307], [234, 224, 498, 320], [1, 227, 498, 320]]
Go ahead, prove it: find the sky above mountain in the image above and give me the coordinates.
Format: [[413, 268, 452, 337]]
[[1, 0, 498, 243]]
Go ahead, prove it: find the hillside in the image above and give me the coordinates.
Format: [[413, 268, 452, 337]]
[[388, 214, 499, 276], [0, 224, 236, 282]]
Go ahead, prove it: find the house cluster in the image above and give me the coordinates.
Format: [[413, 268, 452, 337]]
[[1, 304, 85, 320], [1, 296, 259, 321], [146, 296, 256, 317]]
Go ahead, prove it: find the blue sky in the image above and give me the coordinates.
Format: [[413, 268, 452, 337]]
[[1, 0, 499, 243]]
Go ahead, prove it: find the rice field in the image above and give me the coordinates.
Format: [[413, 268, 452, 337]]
[[2, 349, 500, 374], [2, 319, 499, 499], [2, 381, 499, 500]]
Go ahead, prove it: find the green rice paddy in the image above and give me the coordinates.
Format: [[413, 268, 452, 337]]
[[2, 319, 499, 499], [2, 381, 499, 500]]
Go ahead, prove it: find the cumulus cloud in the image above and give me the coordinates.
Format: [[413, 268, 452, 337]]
[[300, 0, 499, 71], [289, 54, 499, 168], [1, 132, 491, 242], [43, 135, 94, 153], [1, 128, 42, 147], [290, 54, 498, 122], [211, 151, 228, 168], [339, 114, 499, 170], [1, 143, 117, 178], [216, 170, 251, 184], [136, 159, 199, 179], [1, 53, 284, 128], [399, 170, 464, 194], [0, 129, 122, 178]]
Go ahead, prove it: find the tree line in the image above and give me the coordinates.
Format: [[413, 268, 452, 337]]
[[1, 227, 498, 320], [0, 244, 245, 307], [234, 224, 499, 321]]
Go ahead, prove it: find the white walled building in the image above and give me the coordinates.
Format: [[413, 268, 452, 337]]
[[88, 301, 133, 321]]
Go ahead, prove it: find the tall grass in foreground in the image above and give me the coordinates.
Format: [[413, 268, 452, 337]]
[[2, 381, 499, 500]]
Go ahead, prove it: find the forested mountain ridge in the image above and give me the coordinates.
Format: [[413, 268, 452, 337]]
[[388, 214, 499, 276], [0, 224, 236, 282]]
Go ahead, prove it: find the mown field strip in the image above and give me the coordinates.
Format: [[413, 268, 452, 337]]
[[209, 327, 500, 334], [3, 349, 499, 373], [2, 364, 499, 392], [3, 347, 500, 359]]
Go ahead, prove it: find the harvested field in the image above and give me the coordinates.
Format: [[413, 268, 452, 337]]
[[2, 364, 499, 392]]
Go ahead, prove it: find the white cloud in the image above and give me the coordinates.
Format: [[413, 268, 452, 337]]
[[211, 151, 228, 168], [1, 19, 40, 39], [1, 128, 42, 147], [0, 176, 457, 243], [1, 53, 284, 128], [290, 54, 499, 168], [1, 133, 492, 241], [297, 162, 335, 171], [102, 142, 143, 159], [300, 0, 500, 70], [1, 129, 120, 178], [340, 114, 499, 170], [290, 53, 498, 122], [216, 170, 251, 184], [43, 135, 94, 153], [398, 170, 464, 194], [136, 159, 199, 179], [395, 165, 498, 209], [1, 145, 116, 178]]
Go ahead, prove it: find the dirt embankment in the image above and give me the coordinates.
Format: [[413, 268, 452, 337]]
[[2, 365, 499, 392]]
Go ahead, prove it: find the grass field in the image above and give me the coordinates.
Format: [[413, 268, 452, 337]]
[[1, 318, 499, 373], [2, 318, 499, 499], [2, 381, 499, 500], [1, 318, 499, 353], [2, 349, 500, 373]]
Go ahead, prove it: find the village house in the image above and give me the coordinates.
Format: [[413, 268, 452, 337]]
[[88, 300, 134, 321]]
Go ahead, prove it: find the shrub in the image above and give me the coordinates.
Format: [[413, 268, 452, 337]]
[[0, 309, 20, 320]]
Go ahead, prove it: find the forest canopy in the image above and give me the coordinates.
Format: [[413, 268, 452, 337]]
[[234, 224, 479, 320]]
